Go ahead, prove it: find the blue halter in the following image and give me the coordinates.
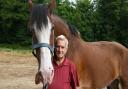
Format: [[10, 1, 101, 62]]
[[32, 43, 54, 58]]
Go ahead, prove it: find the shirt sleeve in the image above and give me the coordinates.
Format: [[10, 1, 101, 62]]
[[70, 63, 79, 89]]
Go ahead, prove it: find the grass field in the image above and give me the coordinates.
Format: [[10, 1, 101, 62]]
[[0, 46, 42, 89]]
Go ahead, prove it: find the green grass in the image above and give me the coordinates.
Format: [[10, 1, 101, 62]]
[[0, 44, 32, 54]]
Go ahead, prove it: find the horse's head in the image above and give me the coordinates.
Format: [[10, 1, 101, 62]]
[[28, 0, 56, 86]]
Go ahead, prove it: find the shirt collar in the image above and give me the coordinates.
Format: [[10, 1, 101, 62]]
[[52, 57, 69, 67]]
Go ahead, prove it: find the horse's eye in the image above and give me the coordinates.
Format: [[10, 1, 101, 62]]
[[30, 28, 35, 33], [52, 27, 54, 30], [51, 24, 55, 31], [28, 28, 34, 36], [29, 29, 31, 33]]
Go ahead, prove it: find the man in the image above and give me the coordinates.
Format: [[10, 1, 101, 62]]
[[48, 35, 79, 89]]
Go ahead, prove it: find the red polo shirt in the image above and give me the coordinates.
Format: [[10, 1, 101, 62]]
[[48, 57, 79, 89]]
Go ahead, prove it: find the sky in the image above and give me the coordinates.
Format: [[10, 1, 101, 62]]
[[61, 0, 77, 4], [69, 0, 76, 3], [69, 0, 76, 2], [67, 0, 93, 4]]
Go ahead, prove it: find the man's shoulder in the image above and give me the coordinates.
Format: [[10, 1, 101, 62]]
[[65, 58, 72, 64]]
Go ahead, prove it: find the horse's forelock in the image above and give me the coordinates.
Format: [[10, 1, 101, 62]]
[[30, 4, 49, 30]]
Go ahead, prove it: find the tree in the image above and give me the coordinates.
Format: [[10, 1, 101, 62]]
[[97, 0, 121, 41], [55, 0, 95, 41], [118, 0, 128, 46], [0, 0, 31, 45], [0, 0, 128, 47]]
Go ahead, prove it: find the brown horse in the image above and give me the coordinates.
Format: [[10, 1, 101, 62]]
[[28, 0, 128, 89]]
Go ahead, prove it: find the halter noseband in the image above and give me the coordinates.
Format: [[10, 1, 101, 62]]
[[32, 43, 54, 58]]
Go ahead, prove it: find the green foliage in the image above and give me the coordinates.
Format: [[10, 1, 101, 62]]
[[118, 0, 128, 46], [76, 0, 96, 41], [96, 0, 128, 47], [0, 0, 31, 45], [97, 0, 121, 40], [55, 0, 95, 41], [0, 0, 128, 47]]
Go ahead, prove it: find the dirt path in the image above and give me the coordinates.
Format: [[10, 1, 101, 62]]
[[0, 51, 42, 89], [0, 51, 122, 89]]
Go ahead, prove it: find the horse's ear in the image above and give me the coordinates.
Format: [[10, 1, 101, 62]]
[[48, 0, 56, 14], [28, 0, 33, 12]]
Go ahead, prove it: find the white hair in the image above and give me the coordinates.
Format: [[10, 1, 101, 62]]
[[55, 35, 68, 48]]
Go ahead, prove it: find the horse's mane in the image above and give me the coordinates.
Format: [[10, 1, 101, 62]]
[[67, 23, 81, 38], [29, 4, 48, 30]]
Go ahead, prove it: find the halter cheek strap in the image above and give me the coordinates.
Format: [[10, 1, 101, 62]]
[[32, 43, 54, 58]]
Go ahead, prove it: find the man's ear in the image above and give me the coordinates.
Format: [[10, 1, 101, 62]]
[[28, 0, 33, 12], [48, 0, 56, 15]]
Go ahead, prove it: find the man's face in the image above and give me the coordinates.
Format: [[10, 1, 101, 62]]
[[55, 40, 68, 59]]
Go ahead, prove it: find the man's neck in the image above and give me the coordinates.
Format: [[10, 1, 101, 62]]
[[55, 57, 65, 65]]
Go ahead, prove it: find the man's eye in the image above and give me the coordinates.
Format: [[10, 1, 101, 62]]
[[61, 47, 64, 49], [55, 46, 64, 49], [55, 46, 59, 48]]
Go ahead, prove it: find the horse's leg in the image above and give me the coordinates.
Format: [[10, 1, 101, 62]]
[[120, 50, 128, 89], [107, 79, 120, 89]]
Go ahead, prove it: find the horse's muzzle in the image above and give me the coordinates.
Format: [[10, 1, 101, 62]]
[[35, 70, 54, 86]]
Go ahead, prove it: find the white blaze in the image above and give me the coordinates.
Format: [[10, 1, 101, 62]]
[[33, 16, 53, 83]]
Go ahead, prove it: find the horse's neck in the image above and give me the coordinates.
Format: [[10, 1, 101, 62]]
[[67, 35, 85, 59], [51, 15, 70, 37]]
